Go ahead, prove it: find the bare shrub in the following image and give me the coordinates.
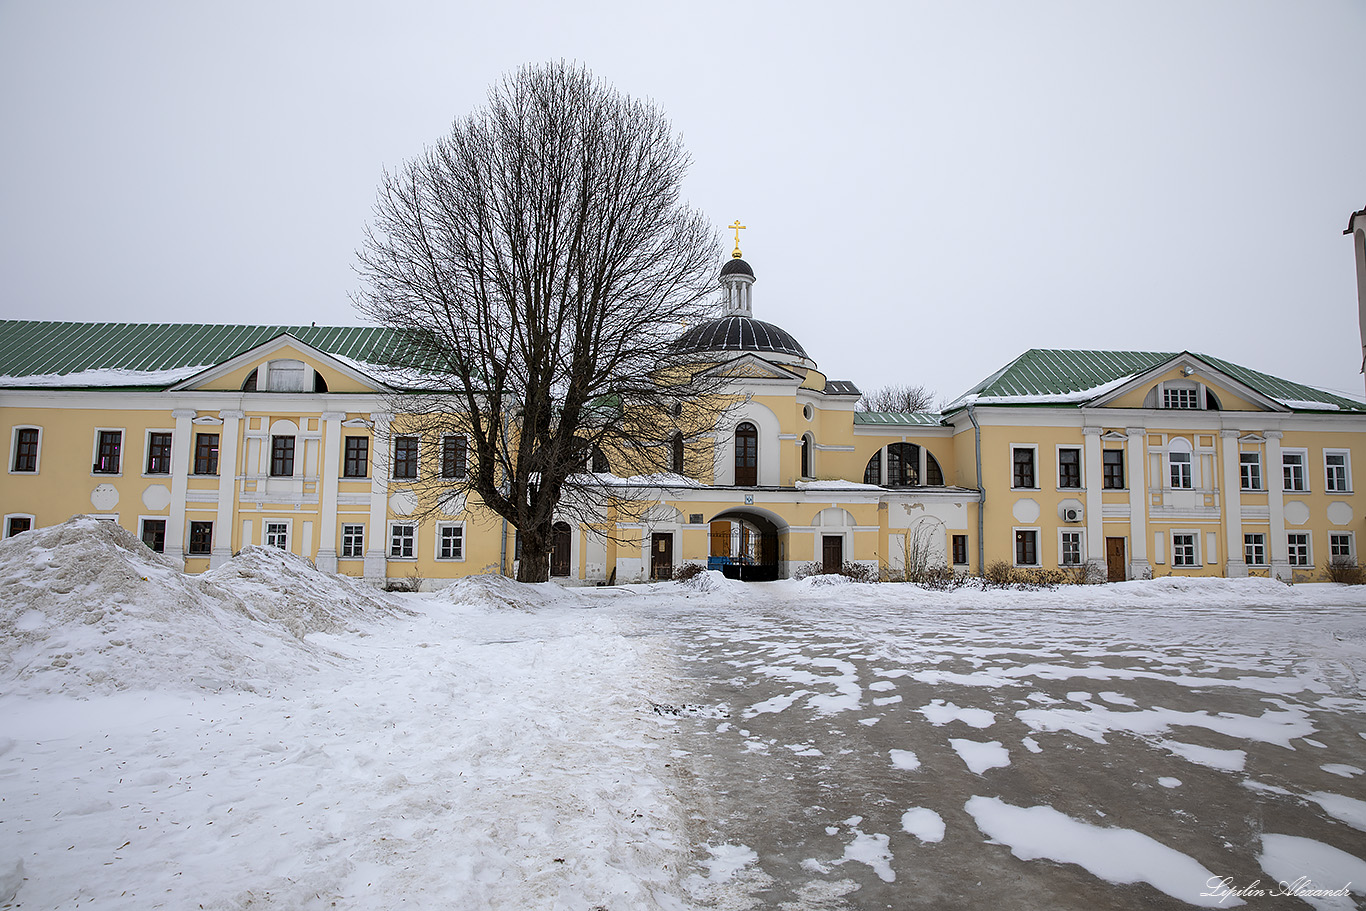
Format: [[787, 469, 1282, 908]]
[[1326, 559, 1365, 585], [674, 562, 706, 583]]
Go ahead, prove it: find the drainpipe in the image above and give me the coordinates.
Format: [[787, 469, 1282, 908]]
[[967, 404, 986, 577]]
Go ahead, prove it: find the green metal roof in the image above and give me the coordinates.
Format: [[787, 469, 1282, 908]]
[[853, 411, 945, 426], [0, 321, 435, 388], [948, 348, 1366, 413]]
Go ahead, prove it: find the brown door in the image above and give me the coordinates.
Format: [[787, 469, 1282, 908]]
[[822, 535, 843, 574], [1106, 537, 1126, 582], [735, 422, 757, 486], [651, 533, 673, 580], [550, 522, 572, 577]]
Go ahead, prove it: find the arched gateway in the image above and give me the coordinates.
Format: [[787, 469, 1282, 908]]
[[707, 506, 789, 581]]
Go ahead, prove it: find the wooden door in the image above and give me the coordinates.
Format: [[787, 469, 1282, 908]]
[[550, 522, 572, 577], [1105, 537, 1126, 582], [822, 535, 843, 574], [651, 533, 674, 580], [735, 422, 757, 486]]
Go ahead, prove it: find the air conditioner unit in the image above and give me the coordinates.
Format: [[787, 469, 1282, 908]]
[[1063, 507, 1083, 523]]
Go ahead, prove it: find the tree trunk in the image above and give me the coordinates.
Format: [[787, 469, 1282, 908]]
[[516, 529, 552, 583]]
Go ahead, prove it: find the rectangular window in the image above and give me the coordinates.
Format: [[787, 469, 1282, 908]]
[[1102, 449, 1125, 489], [1287, 533, 1310, 568], [1012, 448, 1036, 489], [437, 524, 464, 560], [270, 435, 295, 477], [1060, 531, 1083, 566], [1163, 387, 1200, 409], [343, 436, 369, 478], [1325, 451, 1351, 492], [393, 436, 418, 479], [194, 433, 219, 475], [1330, 533, 1354, 563], [1239, 452, 1262, 491], [141, 518, 166, 553], [188, 521, 213, 555], [1283, 452, 1306, 492], [951, 534, 968, 566], [1243, 533, 1266, 566], [341, 524, 365, 558], [94, 430, 122, 474], [265, 522, 288, 549], [1014, 529, 1038, 566], [146, 432, 173, 474], [1169, 451, 1192, 489], [1172, 533, 1197, 567], [12, 428, 39, 472], [442, 435, 467, 479], [1058, 448, 1081, 489], [7, 516, 33, 537], [390, 523, 415, 558]]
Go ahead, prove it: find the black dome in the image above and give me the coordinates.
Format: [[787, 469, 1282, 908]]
[[672, 315, 809, 360], [720, 257, 754, 278]]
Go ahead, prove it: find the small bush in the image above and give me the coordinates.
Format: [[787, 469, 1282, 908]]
[[792, 562, 823, 581], [984, 560, 1015, 587], [383, 568, 424, 592], [674, 562, 707, 583], [1326, 559, 1365, 585], [839, 562, 878, 583]]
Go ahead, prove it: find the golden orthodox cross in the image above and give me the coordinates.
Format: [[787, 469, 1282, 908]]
[[728, 220, 746, 258]]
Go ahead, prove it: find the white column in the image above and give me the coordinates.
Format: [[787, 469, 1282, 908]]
[[1220, 430, 1246, 577], [167, 409, 195, 564], [1083, 426, 1105, 577], [211, 410, 243, 568], [1265, 430, 1290, 580], [364, 413, 391, 582], [316, 411, 344, 572], [1126, 427, 1150, 578]]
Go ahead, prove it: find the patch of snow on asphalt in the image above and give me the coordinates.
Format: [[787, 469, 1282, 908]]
[[1258, 834, 1366, 911], [889, 749, 921, 770], [832, 828, 896, 883], [1305, 792, 1366, 831], [965, 796, 1239, 907], [900, 808, 945, 843], [949, 739, 1011, 774], [919, 699, 995, 728], [1159, 739, 1248, 772], [1321, 763, 1364, 778]]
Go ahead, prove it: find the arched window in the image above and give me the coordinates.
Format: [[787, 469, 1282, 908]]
[[863, 449, 882, 485], [671, 433, 685, 474], [886, 442, 920, 487], [735, 422, 758, 486], [800, 434, 813, 479], [925, 450, 945, 486], [591, 446, 610, 474]]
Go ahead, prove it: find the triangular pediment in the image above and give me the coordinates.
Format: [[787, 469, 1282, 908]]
[[705, 353, 805, 384], [1083, 353, 1287, 413], [169, 333, 390, 393]]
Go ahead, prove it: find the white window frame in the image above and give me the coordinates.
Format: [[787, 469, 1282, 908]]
[[1329, 532, 1356, 564], [1167, 438, 1193, 489], [4, 513, 36, 537], [1283, 449, 1308, 492], [1012, 526, 1041, 567], [1171, 531, 1200, 567], [91, 427, 126, 476], [187, 520, 214, 556], [1162, 384, 1201, 409], [9, 425, 43, 474], [1056, 445, 1083, 490], [389, 522, 417, 559], [435, 522, 466, 561], [1058, 529, 1084, 566], [139, 516, 168, 553], [265, 358, 308, 392], [263, 519, 292, 551], [143, 428, 175, 477], [1286, 532, 1311, 568], [951, 533, 969, 567], [341, 523, 365, 559], [1239, 451, 1262, 491], [1243, 533, 1267, 567], [1010, 444, 1039, 490], [1324, 450, 1352, 493]]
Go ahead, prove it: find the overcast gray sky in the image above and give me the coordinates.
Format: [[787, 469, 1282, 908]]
[[2, 1, 1363, 405]]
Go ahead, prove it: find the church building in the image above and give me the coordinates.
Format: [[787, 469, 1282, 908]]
[[4, 231, 1365, 585]]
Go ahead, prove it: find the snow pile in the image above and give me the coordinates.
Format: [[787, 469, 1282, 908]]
[[676, 569, 747, 595], [434, 573, 581, 611], [0, 517, 401, 695], [202, 545, 405, 638]]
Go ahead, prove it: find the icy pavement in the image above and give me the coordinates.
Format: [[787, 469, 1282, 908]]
[[622, 573, 1366, 910], [2, 522, 1365, 910]]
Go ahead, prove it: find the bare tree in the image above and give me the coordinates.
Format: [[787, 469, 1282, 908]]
[[857, 383, 938, 413], [354, 62, 727, 582]]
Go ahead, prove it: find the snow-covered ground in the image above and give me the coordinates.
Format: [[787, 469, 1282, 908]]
[[2, 519, 1365, 909]]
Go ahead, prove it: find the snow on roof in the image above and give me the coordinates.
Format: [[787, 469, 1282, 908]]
[[0, 365, 215, 389]]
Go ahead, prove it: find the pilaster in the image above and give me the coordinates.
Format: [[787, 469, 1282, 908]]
[[167, 409, 195, 564], [364, 413, 392, 582], [316, 411, 344, 572], [210, 410, 243, 569], [1126, 427, 1151, 578], [1265, 430, 1290, 580], [1083, 426, 1105, 578], [1220, 430, 1247, 577]]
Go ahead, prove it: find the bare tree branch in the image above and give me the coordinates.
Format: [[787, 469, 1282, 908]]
[[857, 383, 939, 413]]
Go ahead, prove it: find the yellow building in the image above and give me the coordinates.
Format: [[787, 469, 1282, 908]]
[[4, 253, 1364, 584]]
